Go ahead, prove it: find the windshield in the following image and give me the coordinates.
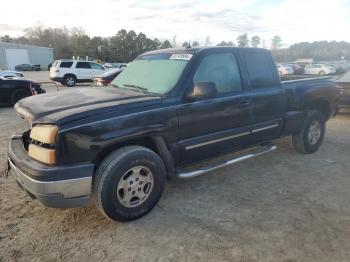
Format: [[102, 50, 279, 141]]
[[111, 53, 191, 94]]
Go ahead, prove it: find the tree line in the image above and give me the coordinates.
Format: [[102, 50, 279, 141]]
[[0, 25, 283, 62], [1, 25, 349, 62]]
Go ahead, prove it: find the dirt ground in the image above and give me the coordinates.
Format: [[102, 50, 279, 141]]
[[1, 72, 350, 261]]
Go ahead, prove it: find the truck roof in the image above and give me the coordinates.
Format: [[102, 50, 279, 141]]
[[142, 46, 269, 56]]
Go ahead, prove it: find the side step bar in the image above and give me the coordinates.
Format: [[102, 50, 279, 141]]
[[176, 142, 277, 179]]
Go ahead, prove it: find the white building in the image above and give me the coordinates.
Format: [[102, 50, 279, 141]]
[[0, 42, 54, 70]]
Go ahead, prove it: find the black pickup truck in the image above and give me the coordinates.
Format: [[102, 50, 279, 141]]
[[7, 47, 338, 221]]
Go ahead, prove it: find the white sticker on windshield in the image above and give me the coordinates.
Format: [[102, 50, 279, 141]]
[[169, 54, 193, 60]]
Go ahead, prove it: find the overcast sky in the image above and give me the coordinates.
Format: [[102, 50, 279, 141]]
[[1, 0, 349, 47]]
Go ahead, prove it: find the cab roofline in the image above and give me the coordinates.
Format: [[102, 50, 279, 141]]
[[140, 46, 268, 56]]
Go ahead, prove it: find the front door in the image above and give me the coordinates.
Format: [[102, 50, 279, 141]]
[[76, 61, 91, 80], [177, 51, 253, 165]]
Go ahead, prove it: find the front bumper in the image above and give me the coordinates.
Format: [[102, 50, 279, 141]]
[[49, 76, 63, 83], [8, 136, 94, 208]]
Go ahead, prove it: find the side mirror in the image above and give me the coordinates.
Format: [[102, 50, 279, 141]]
[[186, 81, 217, 101]]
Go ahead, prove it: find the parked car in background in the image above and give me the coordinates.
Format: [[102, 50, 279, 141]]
[[15, 64, 41, 71], [304, 64, 336, 75], [103, 63, 114, 69], [277, 64, 293, 76], [336, 71, 350, 109], [112, 63, 128, 68], [8, 47, 338, 221], [50, 59, 107, 86], [92, 68, 123, 86], [0, 70, 24, 78], [283, 63, 305, 74], [0, 77, 45, 106], [325, 62, 350, 74]]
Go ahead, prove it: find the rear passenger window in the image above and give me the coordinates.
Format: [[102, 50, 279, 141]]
[[76, 62, 91, 69], [59, 62, 73, 68], [243, 52, 276, 89], [193, 53, 242, 94]]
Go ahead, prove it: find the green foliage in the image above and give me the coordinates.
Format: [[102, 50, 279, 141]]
[[160, 40, 172, 49], [271, 35, 282, 50], [237, 33, 249, 47], [192, 41, 200, 47], [272, 41, 350, 61], [216, 41, 235, 47], [251, 36, 261, 47]]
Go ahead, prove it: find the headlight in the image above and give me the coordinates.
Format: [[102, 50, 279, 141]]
[[28, 125, 58, 165], [30, 125, 58, 144], [28, 144, 56, 165]]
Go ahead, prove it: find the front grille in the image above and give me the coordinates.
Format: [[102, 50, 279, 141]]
[[29, 138, 55, 150], [22, 130, 31, 151]]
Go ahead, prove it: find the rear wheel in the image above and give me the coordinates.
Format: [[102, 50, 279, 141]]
[[63, 75, 76, 87], [292, 110, 325, 154], [93, 146, 166, 222], [10, 89, 31, 105]]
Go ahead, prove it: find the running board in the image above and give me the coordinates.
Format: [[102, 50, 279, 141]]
[[176, 142, 277, 179]]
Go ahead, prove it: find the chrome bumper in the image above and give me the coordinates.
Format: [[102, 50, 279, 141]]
[[8, 158, 92, 208]]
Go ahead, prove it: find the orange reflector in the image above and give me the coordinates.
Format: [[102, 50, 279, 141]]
[[28, 144, 56, 165], [30, 125, 58, 144]]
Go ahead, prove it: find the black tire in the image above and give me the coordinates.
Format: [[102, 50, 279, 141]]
[[10, 89, 31, 105], [63, 75, 76, 87], [319, 70, 325, 76], [292, 110, 325, 154], [93, 146, 166, 222]]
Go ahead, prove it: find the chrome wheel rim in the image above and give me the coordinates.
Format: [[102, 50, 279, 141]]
[[117, 166, 154, 208], [66, 77, 75, 86], [308, 120, 321, 145]]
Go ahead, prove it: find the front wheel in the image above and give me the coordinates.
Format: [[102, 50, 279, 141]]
[[292, 110, 325, 154], [11, 89, 31, 105], [319, 70, 325, 76], [93, 146, 166, 222]]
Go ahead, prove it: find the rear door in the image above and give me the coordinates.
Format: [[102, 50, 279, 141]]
[[177, 50, 253, 165], [240, 50, 285, 143]]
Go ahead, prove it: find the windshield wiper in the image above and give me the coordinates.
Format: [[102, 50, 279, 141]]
[[111, 83, 120, 88], [123, 84, 148, 92], [111, 83, 160, 96]]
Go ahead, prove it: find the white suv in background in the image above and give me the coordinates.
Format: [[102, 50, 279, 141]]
[[50, 60, 107, 86], [304, 64, 336, 75]]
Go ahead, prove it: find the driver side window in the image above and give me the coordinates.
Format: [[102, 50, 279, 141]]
[[193, 53, 242, 94]]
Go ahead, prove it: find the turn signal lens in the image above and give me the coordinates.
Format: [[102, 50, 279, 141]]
[[28, 144, 56, 165], [30, 125, 58, 144]]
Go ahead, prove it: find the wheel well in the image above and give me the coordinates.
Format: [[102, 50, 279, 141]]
[[92, 136, 175, 177], [64, 74, 77, 79], [305, 100, 331, 120], [93, 137, 160, 166]]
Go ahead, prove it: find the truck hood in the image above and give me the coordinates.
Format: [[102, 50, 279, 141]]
[[15, 87, 162, 125]]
